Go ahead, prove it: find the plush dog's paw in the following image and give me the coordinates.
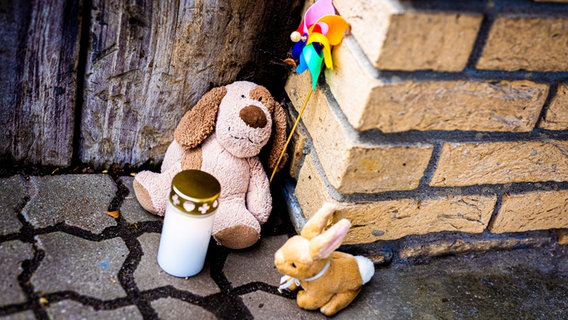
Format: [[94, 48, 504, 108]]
[[213, 224, 260, 249], [132, 172, 166, 216]]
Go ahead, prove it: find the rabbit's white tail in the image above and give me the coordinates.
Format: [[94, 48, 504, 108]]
[[355, 256, 375, 285]]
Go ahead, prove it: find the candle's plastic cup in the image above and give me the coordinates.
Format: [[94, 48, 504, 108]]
[[157, 170, 221, 277]]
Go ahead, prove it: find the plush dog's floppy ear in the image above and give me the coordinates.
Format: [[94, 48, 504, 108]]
[[250, 85, 288, 171], [174, 86, 227, 149], [268, 100, 288, 171]]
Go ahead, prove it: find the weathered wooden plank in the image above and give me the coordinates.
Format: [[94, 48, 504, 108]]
[[80, 0, 302, 167], [0, 0, 80, 166]]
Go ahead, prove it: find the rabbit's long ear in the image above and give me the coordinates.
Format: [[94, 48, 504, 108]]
[[309, 219, 351, 260], [301, 202, 337, 240], [174, 86, 227, 149]]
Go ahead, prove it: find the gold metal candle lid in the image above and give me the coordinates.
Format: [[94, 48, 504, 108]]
[[170, 170, 221, 215]]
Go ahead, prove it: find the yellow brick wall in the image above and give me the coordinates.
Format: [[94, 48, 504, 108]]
[[284, 0, 568, 251]]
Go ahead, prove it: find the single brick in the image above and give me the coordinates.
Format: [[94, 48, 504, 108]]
[[286, 72, 433, 193], [431, 141, 568, 187], [325, 38, 548, 132], [477, 17, 568, 72], [489, 190, 568, 233], [539, 84, 568, 130], [295, 154, 497, 244], [333, 0, 482, 71]]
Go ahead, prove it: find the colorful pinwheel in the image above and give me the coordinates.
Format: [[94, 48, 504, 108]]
[[291, 0, 349, 90], [270, 0, 348, 183]]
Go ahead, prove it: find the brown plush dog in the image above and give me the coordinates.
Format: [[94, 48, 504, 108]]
[[274, 203, 375, 316], [134, 81, 287, 249]]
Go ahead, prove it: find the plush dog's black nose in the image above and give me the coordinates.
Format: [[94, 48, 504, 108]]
[[240, 105, 267, 129]]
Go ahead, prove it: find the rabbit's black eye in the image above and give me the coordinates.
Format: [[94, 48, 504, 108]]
[[291, 262, 297, 268]]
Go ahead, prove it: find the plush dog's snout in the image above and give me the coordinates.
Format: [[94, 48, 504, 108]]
[[240, 105, 267, 129]]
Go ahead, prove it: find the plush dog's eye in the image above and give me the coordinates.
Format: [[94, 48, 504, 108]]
[[241, 94, 246, 98], [291, 262, 297, 268], [257, 97, 263, 102]]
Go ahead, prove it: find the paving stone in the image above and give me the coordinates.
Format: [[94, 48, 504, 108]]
[[0, 175, 26, 235], [151, 297, 216, 320], [344, 246, 568, 320], [224, 235, 288, 288], [119, 176, 161, 224], [134, 233, 219, 296], [46, 300, 142, 319], [23, 175, 117, 233], [0, 311, 35, 320], [242, 290, 327, 320], [0, 240, 34, 306], [32, 232, 129, 300]]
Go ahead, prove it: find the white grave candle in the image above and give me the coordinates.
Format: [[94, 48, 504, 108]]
[[157, 170, 220, 277]]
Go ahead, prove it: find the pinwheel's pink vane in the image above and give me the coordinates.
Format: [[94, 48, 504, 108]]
[[270, 0, 348, 183]]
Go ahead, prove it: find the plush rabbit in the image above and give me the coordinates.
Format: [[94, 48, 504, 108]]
[[274, 203, 375, 316], [134, 81, 287, 249]]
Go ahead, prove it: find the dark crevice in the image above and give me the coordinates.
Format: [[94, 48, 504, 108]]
[[139, 286, 202, 303], [202, 292, 254, 320], [0, 302, 30, 318], [536, 83, 559, 128], [117, 236, 158, 319], [334, 179, 568, 204], [208, 243, 233, 293], [17, 246, 48, 319], [124, 220, 162, 237], [365, 58, 568, 84], [465, 11, 494, 70], [30, 222, 121, 242], [107, 175, 130, 213], [42, 291, 134, 310], [71, 0, 92, 167], [487, 192, 506, 231], [232, 281, 293, 298], [418, 143, 443, 187], [111, 188, 159, 319]]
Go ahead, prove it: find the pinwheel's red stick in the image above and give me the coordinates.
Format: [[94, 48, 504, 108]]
[[269, 88, 314, 183]]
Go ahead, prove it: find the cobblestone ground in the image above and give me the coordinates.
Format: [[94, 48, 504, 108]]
[[1, 173, 567, 319]]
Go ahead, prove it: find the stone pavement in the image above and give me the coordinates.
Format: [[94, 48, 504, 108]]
[[0, 173, 567, 319]]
